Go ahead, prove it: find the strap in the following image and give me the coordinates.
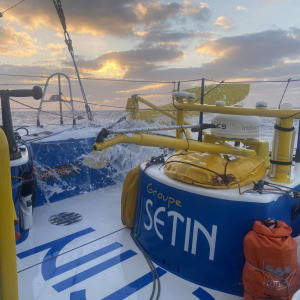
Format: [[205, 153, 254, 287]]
[[274, 124, 295, 132], [245, 260, 296, 298], [270, 159, 292, 166]]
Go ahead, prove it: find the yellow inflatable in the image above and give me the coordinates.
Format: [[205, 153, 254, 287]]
[[121, 163, 142, 228], [164, 150, 265, 189]]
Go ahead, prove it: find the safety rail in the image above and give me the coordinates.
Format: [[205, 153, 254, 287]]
[[37, 73, 76, 127], [95, 91, 300, 184]]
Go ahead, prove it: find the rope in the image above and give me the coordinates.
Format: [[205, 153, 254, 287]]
[[132, 161, 165, 300], [132, 232, 161, 300], [245, 260, 297, 299]]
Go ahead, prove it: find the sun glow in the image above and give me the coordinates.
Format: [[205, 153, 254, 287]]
[[118, 83, 168, 94], [94, 61, 127, 78]]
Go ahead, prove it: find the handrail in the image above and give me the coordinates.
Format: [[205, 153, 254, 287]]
[[173, 101, 299, 183], [127, 95, 192, 139], [173, 102, 300, 119], [0, 128, 18, 300]]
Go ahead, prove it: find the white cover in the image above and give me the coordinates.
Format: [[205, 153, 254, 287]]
[[20, 195, 33, 230]]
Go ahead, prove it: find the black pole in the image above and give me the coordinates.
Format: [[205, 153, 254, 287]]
[[295, 119, 300, 163], [0, 86, 42, 160], [197, 78, 205, 141], [0, 90, 21, 160]]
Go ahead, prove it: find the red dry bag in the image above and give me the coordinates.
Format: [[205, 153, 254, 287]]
[[243, 220, 298, 299]]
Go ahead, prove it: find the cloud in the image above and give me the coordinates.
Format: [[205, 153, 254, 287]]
[[1, 0, 211, 39], [139, 26, 202, 47], [195, 29, 300, 79], [132, 2, 180, 24], [1, 0, 184, 37], [64, 45, 185, 78], [46, 43, 66, 57], [236, 6, 247, 11], [0, 25, 38, 57], [3, 0, 138, 36], [34, 28, 300, 83], [214, 16, 235, 29], [104, 28, 300, 81], [180, 1, 210, 20]]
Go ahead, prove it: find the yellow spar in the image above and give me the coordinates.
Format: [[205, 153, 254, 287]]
[[0, 128, 19, 300], [93, 133, 256, 157]]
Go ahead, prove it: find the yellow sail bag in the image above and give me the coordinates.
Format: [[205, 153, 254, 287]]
[[164, 150, 265, 189]]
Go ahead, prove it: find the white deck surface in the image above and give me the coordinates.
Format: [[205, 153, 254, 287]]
[[16, 183, 243, 300]]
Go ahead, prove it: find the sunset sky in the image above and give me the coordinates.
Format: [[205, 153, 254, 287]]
[[1, 0, 300, 109]]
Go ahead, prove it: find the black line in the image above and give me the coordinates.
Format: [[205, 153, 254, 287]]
[[17, 226, 127, 273]]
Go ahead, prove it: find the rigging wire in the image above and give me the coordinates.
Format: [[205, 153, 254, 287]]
[[52, 0, 93, 121], [1, 0, 25, 15], [193, 80, 224, 103], [9, 96, 178, 113], [0, 83, 45, 86], [9, 97, 76, 119], [1, 73, 300, 84], [61, 93, 84, 119], [278, 78, 291, 108]]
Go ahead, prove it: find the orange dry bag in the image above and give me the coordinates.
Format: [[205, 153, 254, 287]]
[[243, 220, 298, 300]]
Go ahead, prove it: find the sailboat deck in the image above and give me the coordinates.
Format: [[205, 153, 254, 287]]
[[16, 183, 242, 300]]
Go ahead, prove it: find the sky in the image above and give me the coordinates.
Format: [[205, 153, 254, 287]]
[[1, 0, 300, 111]]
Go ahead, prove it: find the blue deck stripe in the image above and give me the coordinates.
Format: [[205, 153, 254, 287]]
[[18, 228, 95, 259], [53, 250, 137, 292], [101, 267, 167, 300], [42, 242, 122, 279], [192, 287, 215, 299], [70, 290, 86, 300]]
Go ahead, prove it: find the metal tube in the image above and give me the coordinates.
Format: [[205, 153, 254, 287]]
[[134, 95, 190, 125], [198, 78, 205, 141], [107, 124, 202, 135], [176, 97, 185, 139], [295, 119, 300, 164], [175, 102, 300, 118], [270, 117, 294, 182], [0, 90, 21, 160], [134, 95, 192, 139], [93, 133, 256, 157], [58, 73, 63, 125]]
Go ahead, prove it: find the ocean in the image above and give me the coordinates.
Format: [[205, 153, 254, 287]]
[[6, 109, 299, 149]]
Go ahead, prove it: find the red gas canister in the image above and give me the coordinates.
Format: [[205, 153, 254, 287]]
[[243, 220, 298, 299]]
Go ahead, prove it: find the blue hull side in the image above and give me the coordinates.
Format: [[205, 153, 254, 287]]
[[30, 137, 115, 206]]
